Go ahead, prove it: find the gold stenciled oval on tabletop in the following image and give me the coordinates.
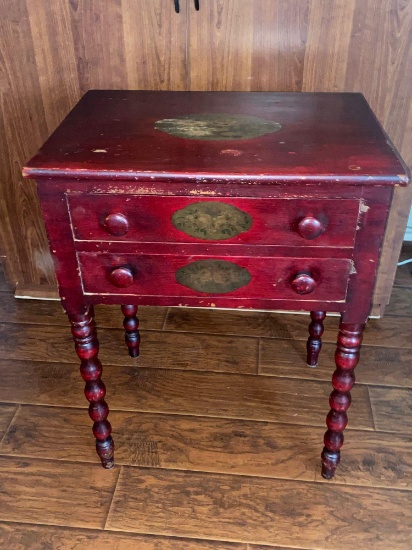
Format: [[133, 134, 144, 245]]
[[154, 113, 281, 141], [175, 259, 252, 294], [172, 201, 253, 241]]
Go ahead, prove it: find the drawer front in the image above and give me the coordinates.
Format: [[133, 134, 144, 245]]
[[68, 195, 359, 247], [78, 252, 352, 302]]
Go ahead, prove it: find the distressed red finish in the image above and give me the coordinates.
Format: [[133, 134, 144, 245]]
[[307, 311, 326, 367], [103, 212, 130, 237], [23, 91, 408, 185], [68, 307, 114, 468], [297, 217, 325, 240], [23, 90, 410, 478], [67, 194, 360, 247], [77, 253, 352, 302], [121, 304, 140, 358], [321, 322, 364, 479]]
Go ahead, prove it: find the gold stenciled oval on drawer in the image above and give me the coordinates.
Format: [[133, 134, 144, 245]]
[[78, 252, 352, 303], [175, 259, 252, 294], [171, 201, 253, 241]]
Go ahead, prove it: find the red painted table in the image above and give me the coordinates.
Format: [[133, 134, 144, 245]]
[[24, 91, 410, 479]]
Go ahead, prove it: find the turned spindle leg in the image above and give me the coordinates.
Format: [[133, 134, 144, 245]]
[[307, 311, 326, 367], [321, 321, 365, 479], [68, 307, 114, 469], [121, 304, 140, 358]]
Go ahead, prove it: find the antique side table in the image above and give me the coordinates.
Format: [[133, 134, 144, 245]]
[[24, 91, 410, 479]]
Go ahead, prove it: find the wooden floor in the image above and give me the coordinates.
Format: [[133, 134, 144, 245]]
[[0, 246, 412, 549]]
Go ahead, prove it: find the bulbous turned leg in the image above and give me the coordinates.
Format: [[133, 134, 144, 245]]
[[121, 305, 140, 358], [307, 311, 326, 367], [321, 321, 365, 479], [68, 307, 114, 469]]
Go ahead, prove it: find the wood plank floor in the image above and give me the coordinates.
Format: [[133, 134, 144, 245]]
[[0, 246, 412, 549]]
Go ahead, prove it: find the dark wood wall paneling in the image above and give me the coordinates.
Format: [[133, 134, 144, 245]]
[[1, 0, 411, 292]]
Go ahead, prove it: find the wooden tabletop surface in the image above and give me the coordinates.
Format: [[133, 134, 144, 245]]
[[24, 91, 410, 185]]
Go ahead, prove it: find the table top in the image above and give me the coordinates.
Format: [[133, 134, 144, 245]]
[[24, 90, 409, 186]]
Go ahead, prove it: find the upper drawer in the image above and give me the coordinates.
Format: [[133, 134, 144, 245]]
[[67, 195, 360, 247]]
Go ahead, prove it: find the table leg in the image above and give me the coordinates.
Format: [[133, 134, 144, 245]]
[[321, 320, 365, 479], [68, 306, 114, 468], [121, 304, 140, 358], [306, 311, 326, 367]]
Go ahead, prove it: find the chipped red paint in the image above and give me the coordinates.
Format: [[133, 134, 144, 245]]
[[23, 91, 409, 185], [24, 90, 410, 478]]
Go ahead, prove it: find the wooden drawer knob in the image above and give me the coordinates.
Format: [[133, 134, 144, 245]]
[[291, 272, 316, 295], [109, 267, 134, 288], [103, 213, 129, 236], [297, 217, 324, 240]]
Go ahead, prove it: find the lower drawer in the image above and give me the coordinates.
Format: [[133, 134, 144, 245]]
[[78, 253, 352, 302]]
